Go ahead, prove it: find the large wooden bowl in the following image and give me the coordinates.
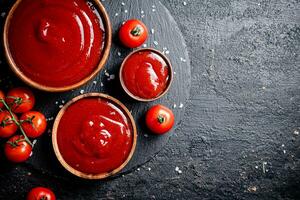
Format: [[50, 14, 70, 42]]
[[119, 48, 173, 102], [3, 0, 112, 92], [52, 93, 137, 179]]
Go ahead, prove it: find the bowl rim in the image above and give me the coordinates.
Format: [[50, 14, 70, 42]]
[[52, 93, 137, 180], [3, 0, 112, 92], [119, 48, 173, 102]]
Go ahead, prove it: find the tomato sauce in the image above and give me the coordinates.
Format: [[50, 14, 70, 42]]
[[8, 0, 105, 87], [57, 97, 133, 174], [122, 50, 170, 99]]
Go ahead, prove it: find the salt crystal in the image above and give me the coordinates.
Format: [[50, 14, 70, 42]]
[[151, 28, 155, 34], [109, 74, 115, 80]]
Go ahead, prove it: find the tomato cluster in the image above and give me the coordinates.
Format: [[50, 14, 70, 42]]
[[0, 87, 47, 163]]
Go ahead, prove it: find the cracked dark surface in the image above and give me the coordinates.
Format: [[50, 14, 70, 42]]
[[1, 0, 300, 199]]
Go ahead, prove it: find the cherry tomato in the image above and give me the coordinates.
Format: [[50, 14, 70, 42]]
[[0, 111, 18, 138], [0, 90, 5, 109], [146, 105, 175, 135], [119, 19, 148, 48], [4, 135, 32, 163], [6, 87, 35, 113], [27, 187, 56, 200], [21, 111, 47, 138]]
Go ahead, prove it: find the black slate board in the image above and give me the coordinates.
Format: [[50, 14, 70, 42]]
[[0, 0, 191, 181]]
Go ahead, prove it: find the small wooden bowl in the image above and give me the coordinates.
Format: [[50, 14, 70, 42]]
[[119, 48, 173, 102], [52, 93, 137, 180], [3, 0, 112, 92]]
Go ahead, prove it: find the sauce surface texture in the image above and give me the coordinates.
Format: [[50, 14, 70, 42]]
[[57, 97, 133, 174], [122, 50, 170, 99], [8, 0, 105, 87]]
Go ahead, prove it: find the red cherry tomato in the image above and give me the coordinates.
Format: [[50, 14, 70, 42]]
[[145, 105, 175, 135], [6, 87, 35, 113], [27, 187, 56, 200], [4, 135, 32, 163], [0, 90, 5, 109], [119, 19, 148, 48], [21, 111, 47, 138], [0, 111, 18, 138]]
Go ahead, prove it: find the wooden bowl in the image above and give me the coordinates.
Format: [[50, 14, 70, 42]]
[[52, 93, 137, 179], [119, 48, 173, 102], [3, 0, 112, 92]]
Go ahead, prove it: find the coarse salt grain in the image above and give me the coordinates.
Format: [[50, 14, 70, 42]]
[[109, 74, 115, 80]]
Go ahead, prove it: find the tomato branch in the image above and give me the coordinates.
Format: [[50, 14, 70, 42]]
[[0, 99, 32, 146]]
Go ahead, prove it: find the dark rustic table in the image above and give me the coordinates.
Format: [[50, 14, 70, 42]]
[[1, 0, 300, 199]]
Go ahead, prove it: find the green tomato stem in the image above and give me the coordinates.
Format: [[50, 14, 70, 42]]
[[0, 99, 32, 146]]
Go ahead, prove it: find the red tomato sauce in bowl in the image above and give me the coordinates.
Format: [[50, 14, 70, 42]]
[[54, 94, 136, 176], [120, 49, 173, 101], [7, 0, 105, 88]]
